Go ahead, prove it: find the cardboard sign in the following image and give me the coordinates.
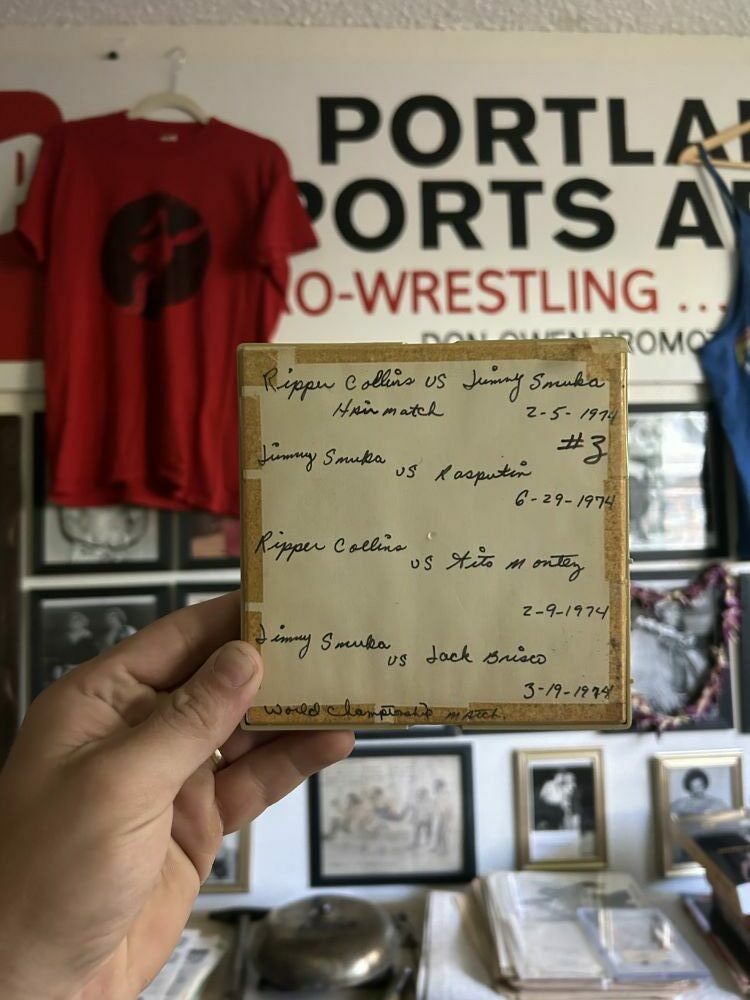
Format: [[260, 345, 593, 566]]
[[238, 339, 629, 729]]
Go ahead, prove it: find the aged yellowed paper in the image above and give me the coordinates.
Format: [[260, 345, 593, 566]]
[[238, 340, 629, 730]]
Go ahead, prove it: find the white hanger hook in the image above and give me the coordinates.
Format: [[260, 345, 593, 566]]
[[167, 46, 186, 92]]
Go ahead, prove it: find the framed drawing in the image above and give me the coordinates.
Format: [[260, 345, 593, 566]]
[[630, 567, 737, 732], [652, 750, 743, 877], [628, 404, 726, 561], [0, 416, 20, 764], [176, 583, 235, 608], [32, 414, 171, 574], [308, 744, 475, 886], [28, 587, 171, 701], [515, 747, 607, 870], [178, 512, 240, 569], [200, 826, 251, 894]]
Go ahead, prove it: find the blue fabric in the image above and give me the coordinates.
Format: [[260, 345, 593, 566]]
[[697, 146, 750, 557]]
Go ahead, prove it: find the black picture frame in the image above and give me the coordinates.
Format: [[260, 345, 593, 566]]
[[177, 511, 241, 570], [629, 568, 734, 732], [175, 583, 238, 607], [0, 416, 21, 765], [32, 413, 171, 574], [28, 586, 171, 702], [308, 744, 475, 887], [628, 403, 726, 562]]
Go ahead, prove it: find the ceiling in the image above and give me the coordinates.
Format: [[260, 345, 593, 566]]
[[0, 0, 749, 34]]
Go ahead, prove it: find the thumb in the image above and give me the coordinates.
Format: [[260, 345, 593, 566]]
[[127, 640, 263, 792]]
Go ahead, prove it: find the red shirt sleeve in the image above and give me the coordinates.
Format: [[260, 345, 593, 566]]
[[15, 125, 65, 263], [250, 145, 318, 297]]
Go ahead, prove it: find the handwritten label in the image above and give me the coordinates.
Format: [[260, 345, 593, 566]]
[[239, 341, 629, 729]]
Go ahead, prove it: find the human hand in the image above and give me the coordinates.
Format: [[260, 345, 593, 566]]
[[0, 591, 354, 999]]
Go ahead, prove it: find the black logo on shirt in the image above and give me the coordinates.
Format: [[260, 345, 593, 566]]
[[101, 192, 210, 320]]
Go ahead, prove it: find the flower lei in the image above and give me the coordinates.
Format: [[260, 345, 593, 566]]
[[630, 564, 740, 733]]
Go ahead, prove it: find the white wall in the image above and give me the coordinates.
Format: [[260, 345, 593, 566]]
[[209, 724, 744, 910], [1, 25, 749, 913], [2, 0, 750, 36]]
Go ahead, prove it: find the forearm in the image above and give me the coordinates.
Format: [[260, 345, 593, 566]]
[[0, 941, 135, 1000]]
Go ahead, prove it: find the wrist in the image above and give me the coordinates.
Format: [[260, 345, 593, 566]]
[[0, 971, 99, 1000], [0, 946, 77, 1000], [0, 972, 45, 1000], [0, 950, 34, 1000]]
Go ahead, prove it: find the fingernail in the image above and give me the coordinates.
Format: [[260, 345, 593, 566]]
[[212, 643, 260, 688]]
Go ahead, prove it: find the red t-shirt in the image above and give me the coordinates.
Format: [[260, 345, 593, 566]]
[[17, 112, 317, 516]]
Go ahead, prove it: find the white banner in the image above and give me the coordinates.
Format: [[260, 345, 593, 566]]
[[0, 27, 745, 382]]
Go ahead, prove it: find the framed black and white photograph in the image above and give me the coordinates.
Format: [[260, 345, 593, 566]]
[[32, 414, 171, 574], [176, 584, 235, 608], [178, 512, 240, 569], [200, 826, 251, 894], [630, 567, 737, 732], [652, 750, 743, 877], [515, 748, 607, 870], [308, 745, 475, 886], [628, 404, 726, 561], [28, 588, 171, 701]]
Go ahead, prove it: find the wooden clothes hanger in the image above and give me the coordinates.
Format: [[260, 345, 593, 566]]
[[127, 47, 210, 126], [679, 118, 750, 171]]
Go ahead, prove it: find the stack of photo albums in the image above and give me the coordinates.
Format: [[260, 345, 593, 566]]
[[417, 872, 711, 1000], [677, 809, 750, 995]]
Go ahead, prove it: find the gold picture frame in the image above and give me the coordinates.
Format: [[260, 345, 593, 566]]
[[652, 750, 743, 878], [515, 748, 607, 871], [200, 825, 251, 895]]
